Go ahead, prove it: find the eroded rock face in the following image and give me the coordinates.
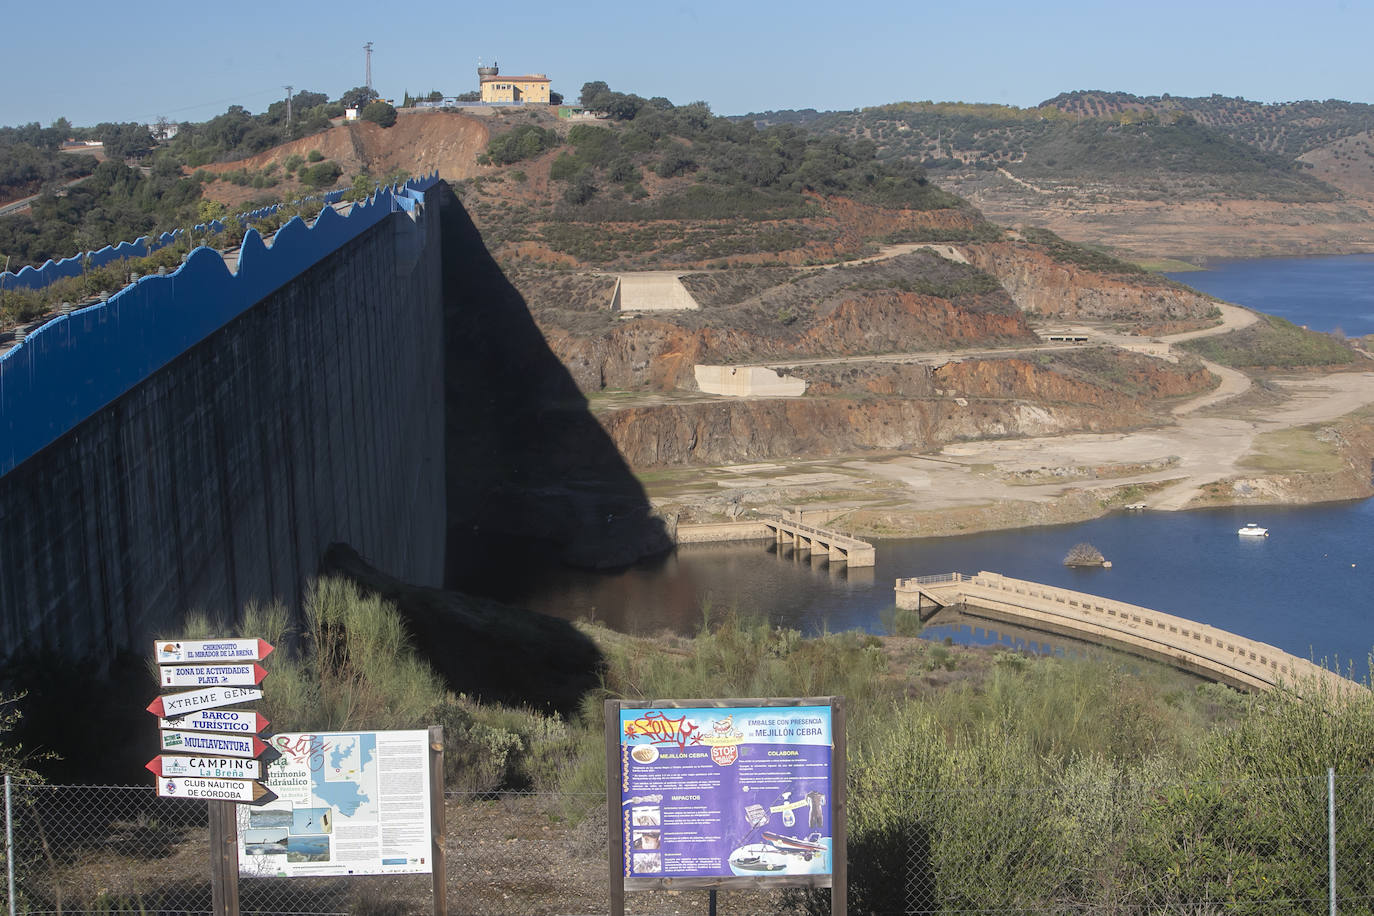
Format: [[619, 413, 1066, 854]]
[[962, 242, 1218, 322], [590, 352, 1214, 468], [540, 290, 1036, 393], [934, 357, 1213, 408], [596, 397, 1148, 468]]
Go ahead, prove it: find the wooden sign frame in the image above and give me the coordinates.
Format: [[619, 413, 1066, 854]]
[[606, 696, 846, 916]]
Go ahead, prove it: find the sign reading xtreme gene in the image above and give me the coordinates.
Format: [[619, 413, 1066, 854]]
[[618, 705, 833, 879]]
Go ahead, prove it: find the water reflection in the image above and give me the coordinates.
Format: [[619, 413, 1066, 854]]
[[491, 499, 1373, 683]]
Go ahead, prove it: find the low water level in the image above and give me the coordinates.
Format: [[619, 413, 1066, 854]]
[[1166, 254, 1374, 337], [493, 256, 1374, 681], [498, 500, 1373, 681]]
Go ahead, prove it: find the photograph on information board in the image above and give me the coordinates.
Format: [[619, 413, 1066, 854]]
[[618, 705, 833, 879]]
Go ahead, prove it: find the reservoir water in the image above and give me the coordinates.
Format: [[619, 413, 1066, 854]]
[[499, 256, 1374, 682], [1165, 254, 1374, 338]]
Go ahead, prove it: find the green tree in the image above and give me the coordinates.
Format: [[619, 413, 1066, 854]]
[[301, 160, 342, 188], [340, 86, 379, 109], [360, 100, 398, 128], [98, 122, 155, 159]]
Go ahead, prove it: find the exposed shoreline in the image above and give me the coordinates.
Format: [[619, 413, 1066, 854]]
[[646, 298, 1374, 544]]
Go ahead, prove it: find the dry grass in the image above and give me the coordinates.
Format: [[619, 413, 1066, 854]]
[[1238, 425, 1346, 473]]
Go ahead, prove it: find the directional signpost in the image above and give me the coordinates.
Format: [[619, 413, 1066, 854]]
[[150, 636, 275, 916], [148, 755, 264, 780], [160, 663, 267, 689], [159, 730, 270, 759], [156, 777, 275, 804], [156, 709, 269, 735], [147, 687, 265, 718], [156, 638, 274, 664]]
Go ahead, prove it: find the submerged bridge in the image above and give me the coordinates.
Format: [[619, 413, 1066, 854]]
[[766, 517, 875, 567], [895, 572, 1359, 696]]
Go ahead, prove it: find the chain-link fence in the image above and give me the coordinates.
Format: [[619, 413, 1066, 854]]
[[4, 774, 1373, 914]]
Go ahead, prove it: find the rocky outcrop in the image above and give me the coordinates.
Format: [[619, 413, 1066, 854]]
[[541, 290, 1036, 393], [935, 357, 1213, 407], [963, 242, 1218, 322], [597, 397, 1152, 468]]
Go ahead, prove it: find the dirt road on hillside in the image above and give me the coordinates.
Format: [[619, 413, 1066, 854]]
[[845, 303, 1374, 513], [653, 303, 1374, 528]]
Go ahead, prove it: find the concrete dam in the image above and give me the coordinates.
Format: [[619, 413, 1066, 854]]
[[0, 177, 669, 673], [0, 179, 451, 665]]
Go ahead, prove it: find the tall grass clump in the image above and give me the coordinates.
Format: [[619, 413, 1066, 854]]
[[160, 581, 580, 794]]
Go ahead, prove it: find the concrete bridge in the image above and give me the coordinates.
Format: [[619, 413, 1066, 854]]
[[895, 571, 1360, 697], [767, 517, 875, 567]]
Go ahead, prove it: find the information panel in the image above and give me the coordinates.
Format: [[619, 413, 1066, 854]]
[[617, 704, 834, 881], [237, 730, 432, 877]]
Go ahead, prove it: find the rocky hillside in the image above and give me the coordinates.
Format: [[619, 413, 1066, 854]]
[[197, 110, 490, 209], [961, 241, 1219, 321], [193, 89, 1267, 479], [596, 350, 1212, 468]]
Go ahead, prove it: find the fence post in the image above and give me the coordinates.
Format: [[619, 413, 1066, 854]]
[[5, 773, 15, 916], [1328, 767, 1336, 916]]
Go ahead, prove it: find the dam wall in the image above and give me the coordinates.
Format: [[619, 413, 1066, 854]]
[[0, 179, 447, 665], [0, 191, 345, 293]]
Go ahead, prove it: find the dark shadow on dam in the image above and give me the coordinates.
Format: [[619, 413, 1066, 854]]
[[2, 184, 667, 781], [436, 184, 672, 591]]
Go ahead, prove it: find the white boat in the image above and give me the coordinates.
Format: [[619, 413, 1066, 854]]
[[1237, 523, 1269, 537]]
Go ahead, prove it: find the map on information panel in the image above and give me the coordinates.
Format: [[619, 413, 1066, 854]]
[[237, 730, 431, 877]]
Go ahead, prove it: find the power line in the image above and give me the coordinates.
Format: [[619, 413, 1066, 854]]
[[157, 87, 285, 118]]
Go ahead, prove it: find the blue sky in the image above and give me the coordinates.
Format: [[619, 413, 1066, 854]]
[[4, 0, 1372, 128]]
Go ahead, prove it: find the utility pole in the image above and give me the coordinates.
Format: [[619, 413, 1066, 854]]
[[364, 42, 374, 96], [284, 86, 293, 138]]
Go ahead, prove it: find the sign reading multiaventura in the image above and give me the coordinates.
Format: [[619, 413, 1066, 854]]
[[237, 730, 433, 878], [612, 699, 842, 888]]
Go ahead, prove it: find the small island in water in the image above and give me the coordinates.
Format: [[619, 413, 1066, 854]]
[[1064, 542, 1112, 568]]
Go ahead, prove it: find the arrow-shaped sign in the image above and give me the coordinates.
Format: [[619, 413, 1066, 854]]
[[147, 755, 263, 780], [154, 638, 274, 664], [147, 687, 264, 718], [159, 663, 267, 689], [156, 709, 269, 735], [156, 777, 276, 805], [160, 730, 269, 759]]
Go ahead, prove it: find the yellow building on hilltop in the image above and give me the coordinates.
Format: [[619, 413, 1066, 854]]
[[477, 62, 551, 104]]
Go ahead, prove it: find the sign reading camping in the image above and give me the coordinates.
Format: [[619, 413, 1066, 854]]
[[612, 700, 841, 889], [147, 754, 263, 780]]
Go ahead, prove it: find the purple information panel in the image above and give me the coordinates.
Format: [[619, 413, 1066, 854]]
[[617, 704, 834, 881]]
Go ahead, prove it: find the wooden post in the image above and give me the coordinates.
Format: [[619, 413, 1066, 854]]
[[831, 696, 847, 916], [429, 725, 447, 916], [606, 700, 625, 916], [208, 800, 239, 916]]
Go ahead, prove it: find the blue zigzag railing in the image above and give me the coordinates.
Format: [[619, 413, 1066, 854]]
[[0, 191, 349, 292], [0, 174, 438, 477]]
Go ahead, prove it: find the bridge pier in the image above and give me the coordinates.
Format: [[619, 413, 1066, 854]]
[[764, 517, 875, 568]]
